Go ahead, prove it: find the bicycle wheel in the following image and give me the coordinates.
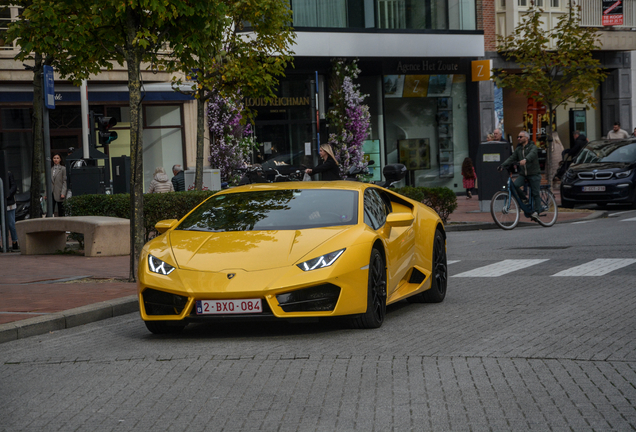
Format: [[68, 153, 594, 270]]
[[536, 189, 558, 227], [490, 191, 519, 230]]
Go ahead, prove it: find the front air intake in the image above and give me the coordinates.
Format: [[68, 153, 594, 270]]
[[143, 288, 189, 316], [276, 284, 341, 312]]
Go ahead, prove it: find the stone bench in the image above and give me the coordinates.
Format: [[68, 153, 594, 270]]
[[15, 216, 130, 257]]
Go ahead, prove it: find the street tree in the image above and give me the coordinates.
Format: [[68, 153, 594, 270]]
[[164, 2, 294, 190], [493, 5, 606, 178], [8, 1, 238, 280]]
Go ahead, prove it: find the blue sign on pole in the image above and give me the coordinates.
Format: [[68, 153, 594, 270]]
[[43, 65, 55, 109]]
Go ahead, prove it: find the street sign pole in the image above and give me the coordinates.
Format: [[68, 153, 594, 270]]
[[43, 65, 55, 217]]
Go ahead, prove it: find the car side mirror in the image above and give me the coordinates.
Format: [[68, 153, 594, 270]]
[[155, 219, 179, 233], [386, 212, 414, 227]]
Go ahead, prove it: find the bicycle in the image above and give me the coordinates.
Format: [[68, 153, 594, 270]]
[[490, 170, 558, 230]]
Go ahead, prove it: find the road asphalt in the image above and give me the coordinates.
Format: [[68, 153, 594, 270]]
[[0, 190, 606, 344]]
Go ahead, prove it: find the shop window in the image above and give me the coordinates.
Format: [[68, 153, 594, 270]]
[[1, 108, 31, 129], [382, 74, 468, 192], [143, 105, 184, 190]]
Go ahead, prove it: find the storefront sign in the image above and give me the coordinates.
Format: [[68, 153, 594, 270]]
[[471, 60, 491, 82], [384, 58, 468, 75], [602, 0, 623, 26], [246, 97, 310, 107]]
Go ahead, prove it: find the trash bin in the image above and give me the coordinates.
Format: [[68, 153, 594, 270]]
[[476, 141, 512, 212]]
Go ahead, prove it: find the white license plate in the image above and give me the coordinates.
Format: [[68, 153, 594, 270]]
[[196, 299, 262, 315], [582, 186, 606, 192]]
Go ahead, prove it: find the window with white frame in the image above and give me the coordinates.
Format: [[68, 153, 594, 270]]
[[551, 0, 559, 7], [0, 4, 21, 51], [518, 0, 527, 6]]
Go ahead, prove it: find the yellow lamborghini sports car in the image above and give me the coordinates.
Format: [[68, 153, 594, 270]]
[[138, 181, 448, 334]]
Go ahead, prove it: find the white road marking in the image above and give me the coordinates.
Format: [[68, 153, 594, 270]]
[[572, 220, 595, 224], [609, 211, 633, 217], [621, 217, 636, 222], [552, 259, 636, 277], [447, 260, 460, 265], [451, 259, 548, 278]]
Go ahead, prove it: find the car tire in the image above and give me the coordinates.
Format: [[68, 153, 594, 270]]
[[144, 320, 186, 335], [408, 230, 447, 304], [351, 248, 386, 329]]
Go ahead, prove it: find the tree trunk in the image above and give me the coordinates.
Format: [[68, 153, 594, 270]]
[[30, 53, 44, 219], [195, 96, 205, 190], [126, 9, 144, 281]]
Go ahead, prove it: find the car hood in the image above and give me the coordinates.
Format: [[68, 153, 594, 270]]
[[570, 161, 632, 172], [169, 227, 350, 272]]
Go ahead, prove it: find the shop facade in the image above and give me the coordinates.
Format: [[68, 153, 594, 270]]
[[249, 56, 481, 193]]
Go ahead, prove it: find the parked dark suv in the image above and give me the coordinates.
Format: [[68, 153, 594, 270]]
[[560, 138, 636, 208]]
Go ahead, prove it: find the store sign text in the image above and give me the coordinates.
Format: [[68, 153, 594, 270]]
[[246, 97, 310, 107], [396, 61, 459, 74]]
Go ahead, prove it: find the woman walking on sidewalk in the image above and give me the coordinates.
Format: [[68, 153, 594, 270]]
[[461, 157, 477, 199]]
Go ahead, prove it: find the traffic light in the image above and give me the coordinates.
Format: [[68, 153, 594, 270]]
[[96, 116, 118, 146]]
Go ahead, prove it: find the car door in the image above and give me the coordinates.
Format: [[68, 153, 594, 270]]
[[363, 188, 415, 297]]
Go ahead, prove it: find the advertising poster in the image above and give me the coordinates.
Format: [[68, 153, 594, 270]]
[[402, 75, 429, 98], [399, 138, 430, 171], [602, 0, 623, 26], [383, 75, 405, 98]]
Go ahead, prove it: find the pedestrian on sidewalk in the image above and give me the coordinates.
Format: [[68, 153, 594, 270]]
[[4, 170, 19, 250], [51, 153, 67, 217], [148, 167, 175, 193], [171, 164, 185, 191], [461, 157, 477, 199], [549, 131, 564, 186]]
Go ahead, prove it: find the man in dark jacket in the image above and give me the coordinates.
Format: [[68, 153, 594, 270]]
[[5, 171, 19, 250], [171, 165, 185, 191], [564, 131, 587, 160], [499, 130, 542, 221]]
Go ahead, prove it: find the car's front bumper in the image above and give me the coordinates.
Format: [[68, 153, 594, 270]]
[[561, 179, 636, 205], [138, 244, 373, 323]]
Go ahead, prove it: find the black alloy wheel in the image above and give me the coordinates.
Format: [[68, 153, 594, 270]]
[[352, 248, 387, 329], [421, 230, 448, 303]]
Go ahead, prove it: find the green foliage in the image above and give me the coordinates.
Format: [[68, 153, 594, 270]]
[[493, 5, 606, 113], [393, 187, 458, 224], [65, 191, 216, 241]]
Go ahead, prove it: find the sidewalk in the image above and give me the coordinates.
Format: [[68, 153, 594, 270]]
[[0, 192, 605, 343]]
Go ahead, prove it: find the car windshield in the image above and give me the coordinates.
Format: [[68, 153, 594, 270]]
[[574, 142, 636, 164], [177, 189, 358, 232]]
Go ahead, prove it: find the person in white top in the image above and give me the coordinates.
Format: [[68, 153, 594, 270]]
[[607, 122, 630, 139]]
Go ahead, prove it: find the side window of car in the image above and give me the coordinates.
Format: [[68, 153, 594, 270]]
[[364, 189, 387, 230]]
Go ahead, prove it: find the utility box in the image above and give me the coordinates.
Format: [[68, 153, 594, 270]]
[[70, 166, 103, 196], [111, 156, 131, 194], [184, 169, 222, 191], [476, 141, 512, 212]]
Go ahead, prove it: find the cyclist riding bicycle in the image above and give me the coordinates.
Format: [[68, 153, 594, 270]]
[[498, 130, 541, 222]]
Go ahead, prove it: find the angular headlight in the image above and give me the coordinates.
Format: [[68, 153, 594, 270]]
[[297, 249, 345, 272], [615, 169, 633, 179], [148, 254, 176, 275]]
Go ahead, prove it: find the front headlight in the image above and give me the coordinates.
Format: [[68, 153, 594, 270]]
[[148, 254, 176, 275], [615, 169, 633, 179], [297, 249, 345, 272]]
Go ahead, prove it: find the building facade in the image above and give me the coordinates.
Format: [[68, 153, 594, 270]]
[[481, 0, 636, 154], [2, 1, 486, 196]]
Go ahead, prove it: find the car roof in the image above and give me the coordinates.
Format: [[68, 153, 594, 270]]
[[216, 181, 379, 195]]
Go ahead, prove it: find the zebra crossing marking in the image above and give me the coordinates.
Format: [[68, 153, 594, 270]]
[[552, 258, 636, 276], [447, 260, 460, 265], [621, 217, 636, 222], [451, 259, 548, 278]]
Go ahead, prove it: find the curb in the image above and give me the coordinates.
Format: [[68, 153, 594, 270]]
[[0, 295, 139, 344], [445, 210, 608, 232]]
